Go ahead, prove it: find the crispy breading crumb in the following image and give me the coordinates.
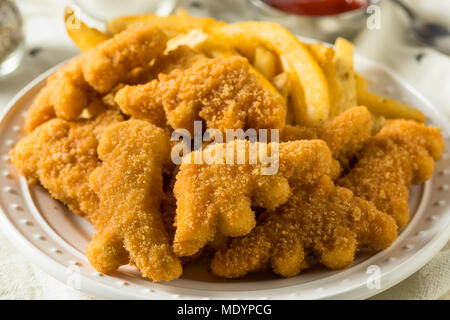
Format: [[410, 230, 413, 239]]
[[86, 120, 182, 281], [173, 139, 340, 257], [339, 119, 445, 227], [10, 110, 124, 226], [211, 176, 398, 278], [116, 56, 286, 133]]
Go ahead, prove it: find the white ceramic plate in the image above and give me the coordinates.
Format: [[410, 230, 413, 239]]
[[0, 55, 449, 300]]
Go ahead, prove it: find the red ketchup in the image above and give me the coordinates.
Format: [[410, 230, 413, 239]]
[[262, 0, 367, 16]]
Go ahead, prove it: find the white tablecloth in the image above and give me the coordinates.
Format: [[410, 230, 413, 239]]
[[0, 0, 448, 300]]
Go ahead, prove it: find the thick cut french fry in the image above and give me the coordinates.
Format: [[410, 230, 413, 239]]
[[271, 72, 290, 100], [214, 22, 330, 126], [355, 72, 369, 92], [355, 72, 424, 121], [253, 46, 279, 79], [334, 38, 356, 111], [64, 6, 110, 51], [307, 43, 344, 118], [357, 90, 425, 122], [271, 72, 294, 124]]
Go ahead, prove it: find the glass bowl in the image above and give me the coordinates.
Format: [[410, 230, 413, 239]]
[[247, 0, 371, 42], [0, 0, 24, 78]]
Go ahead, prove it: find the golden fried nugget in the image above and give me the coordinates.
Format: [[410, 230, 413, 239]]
[[281, 106, 372, 168], [86, 120, 182, 281], [280, 124, 318, 141], [82, 26, 167, 93], [114, 45, 205, 131], [51, 56, 95, 120], [132, 45, 207, 85], [24, 81, 57, 133], [211, 176, 398, 278], [115, 80, 166, 128], [10, 110, 124, 226], [25, 57, 101, 130], [115, 56, 286, 134], [161, 56, 286, 133], [36, 30, 169, 123], [173, 139, 340, 257], [339, 119, 444, 228], [318, 106, 372, 168]]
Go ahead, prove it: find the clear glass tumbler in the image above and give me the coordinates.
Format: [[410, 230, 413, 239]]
[[0, 0, 24, 78]]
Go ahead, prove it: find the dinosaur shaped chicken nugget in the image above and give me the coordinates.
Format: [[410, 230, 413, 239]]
[[173, 139, 340, 257], [115, 56, 286, 134], [82, 26, 167, 93], [86, 120, 182, 281], [281, 106, 373, 168], [10, 110, 123, 226], [25, 26, 167, 132], [339, 119, 444, 228], [211, 176, 398, 278]]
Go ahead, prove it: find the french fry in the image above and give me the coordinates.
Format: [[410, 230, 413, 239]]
[[64, 6, 110, 51], [214, 22, 330, 126], [357, 90, 425, 122], [307, 43, 344, 118], [355, 72, 424, 121], [106, 13, 222, 37], [271, 72, 290, 100], [334, 37, 357, 111], [271, 72, 294, 124], [253, 46, 279, 79], [355, 72, 369, 92], [278, 55, 307, 126]]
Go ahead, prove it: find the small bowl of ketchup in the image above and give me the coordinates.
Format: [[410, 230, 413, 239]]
[[247, 0, 371, 42]]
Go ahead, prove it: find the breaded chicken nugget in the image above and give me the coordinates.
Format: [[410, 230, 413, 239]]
[[86, 120, 182, 281], [280, 124, 318, 142], [10, 110, 124, 226], [25, 57, 100, 130], [339, 119, 445, 228], [83, 26, 167, 93], [115, 56, 286, 133], [129, 45, 207, 85], [318, 106, 372, 168], [115, 80, 166, 129], [51, 56, 95, 120], [24, 80, 57, 133], [115, 46, 207, 130], [173, 139, 340, 257], [211, 176, 398, 278], [281, 106, 372, 168], [27, 27, 166, 128], [162, 56, 286, 133]]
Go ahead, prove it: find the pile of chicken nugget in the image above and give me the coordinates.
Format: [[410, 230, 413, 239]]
[[9, 10, 445, 281]]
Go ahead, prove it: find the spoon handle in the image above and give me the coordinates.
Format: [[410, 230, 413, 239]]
[[391, 0, 416, 20]]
